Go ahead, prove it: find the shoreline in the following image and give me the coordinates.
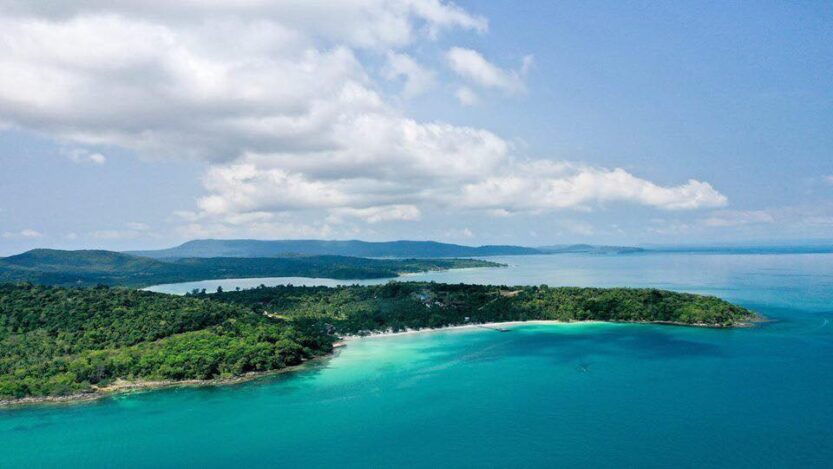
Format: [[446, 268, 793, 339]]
[[2, 317, 762, 409], [0, 354, 333, 410], [335, 320, 602, 343], [336, 317, 763, 342], [143, 263, 505, 293]]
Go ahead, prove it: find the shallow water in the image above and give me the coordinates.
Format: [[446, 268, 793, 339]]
[[4, 253, 833, 468]]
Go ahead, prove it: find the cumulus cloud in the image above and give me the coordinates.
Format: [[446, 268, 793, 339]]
[[458, 163, 727, 212], [0, 1, 484, 160], [446, 47, 532, 94], [1, 228, 44, 239], [383, 52, 435, 97], [0, 1, 488, 49], [0, 1, 727, 236], [331, 205, 422, 223]]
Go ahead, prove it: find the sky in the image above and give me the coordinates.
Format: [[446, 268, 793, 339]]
[[0, 0, 831, 255]]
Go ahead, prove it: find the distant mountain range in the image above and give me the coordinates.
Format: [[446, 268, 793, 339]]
[[128, 238, 833, 260], [128, 239, 541, 259], [0, 240, 650, 287], [0, 249, 500, 288], [128, 239, 644, 259], [3, 240, 823, 288], [537, 244, 646, 255]]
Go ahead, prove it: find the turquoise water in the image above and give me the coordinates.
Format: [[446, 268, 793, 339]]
[[4, 253, 833, 468]]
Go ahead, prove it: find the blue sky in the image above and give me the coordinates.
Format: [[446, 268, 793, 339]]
[[0, 1, 831, 255]]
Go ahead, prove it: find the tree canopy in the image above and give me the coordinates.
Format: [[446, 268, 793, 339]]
[[0, 282, 755, 400]]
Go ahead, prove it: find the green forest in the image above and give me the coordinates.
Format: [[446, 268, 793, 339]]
[[206, 282, 757, 334], [0, 282, 755, 400], [0, 249, 501, 287], [0, 284, 333, 399]]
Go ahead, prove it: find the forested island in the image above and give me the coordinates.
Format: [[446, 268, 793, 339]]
[[129, 238, 543, 258], [205, 282, 756, 333], [0, 282, 756, 403], [0, 249, 501, 288]]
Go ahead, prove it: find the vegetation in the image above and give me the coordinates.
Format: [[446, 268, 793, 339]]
[[206, 282, 757, 335], [0, 249, 502, 288], [0, 281, 755, 400], [0, 283, 332, 399]]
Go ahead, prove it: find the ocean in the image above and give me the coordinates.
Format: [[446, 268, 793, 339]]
[[3, 252, 832, 468]]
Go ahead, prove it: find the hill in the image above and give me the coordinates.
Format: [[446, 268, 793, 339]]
[[0, 250, 181, 286], [128, 239, 543, 259], [0, 249, 502, 288], [537, 244, 645, 254]]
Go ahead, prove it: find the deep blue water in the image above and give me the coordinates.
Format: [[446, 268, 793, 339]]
[[3, 253, 833, 468]]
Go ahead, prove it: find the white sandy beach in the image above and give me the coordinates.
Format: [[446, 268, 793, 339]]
[[336, 320, 604, 343]]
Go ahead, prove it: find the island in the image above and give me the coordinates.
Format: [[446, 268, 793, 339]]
[[0, 249, 502, 288], [128, 238, 544, 258], [0, 282, 757, 404]]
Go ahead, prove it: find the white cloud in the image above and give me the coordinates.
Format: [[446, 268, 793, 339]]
[[0, 2, 483, 161], [702, 210, 775, 227], [383, 52, 435, 97], [62, 148, 106, 164], [331, 204, 421, 223], [446, 47, 531, 94], [454, 86, 479, 106], [458, 163, 727, 213], [825, 175, 833, 185], [1, 228, 43, 239], [0, 1, 727, 236], [0, 1, 487, 50], [21, 228, 43, 238]]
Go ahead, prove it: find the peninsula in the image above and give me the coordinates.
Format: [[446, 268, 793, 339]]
[[0, 282, 757, 404]]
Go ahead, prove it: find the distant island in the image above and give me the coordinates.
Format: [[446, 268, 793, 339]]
[[537, 244, 646, 255], [0, 249, 502, 288], [0, 240, 652, 289], [127, 239, 645, 259], [129, 238, 833, 258], [0, 282, 757, 404]]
